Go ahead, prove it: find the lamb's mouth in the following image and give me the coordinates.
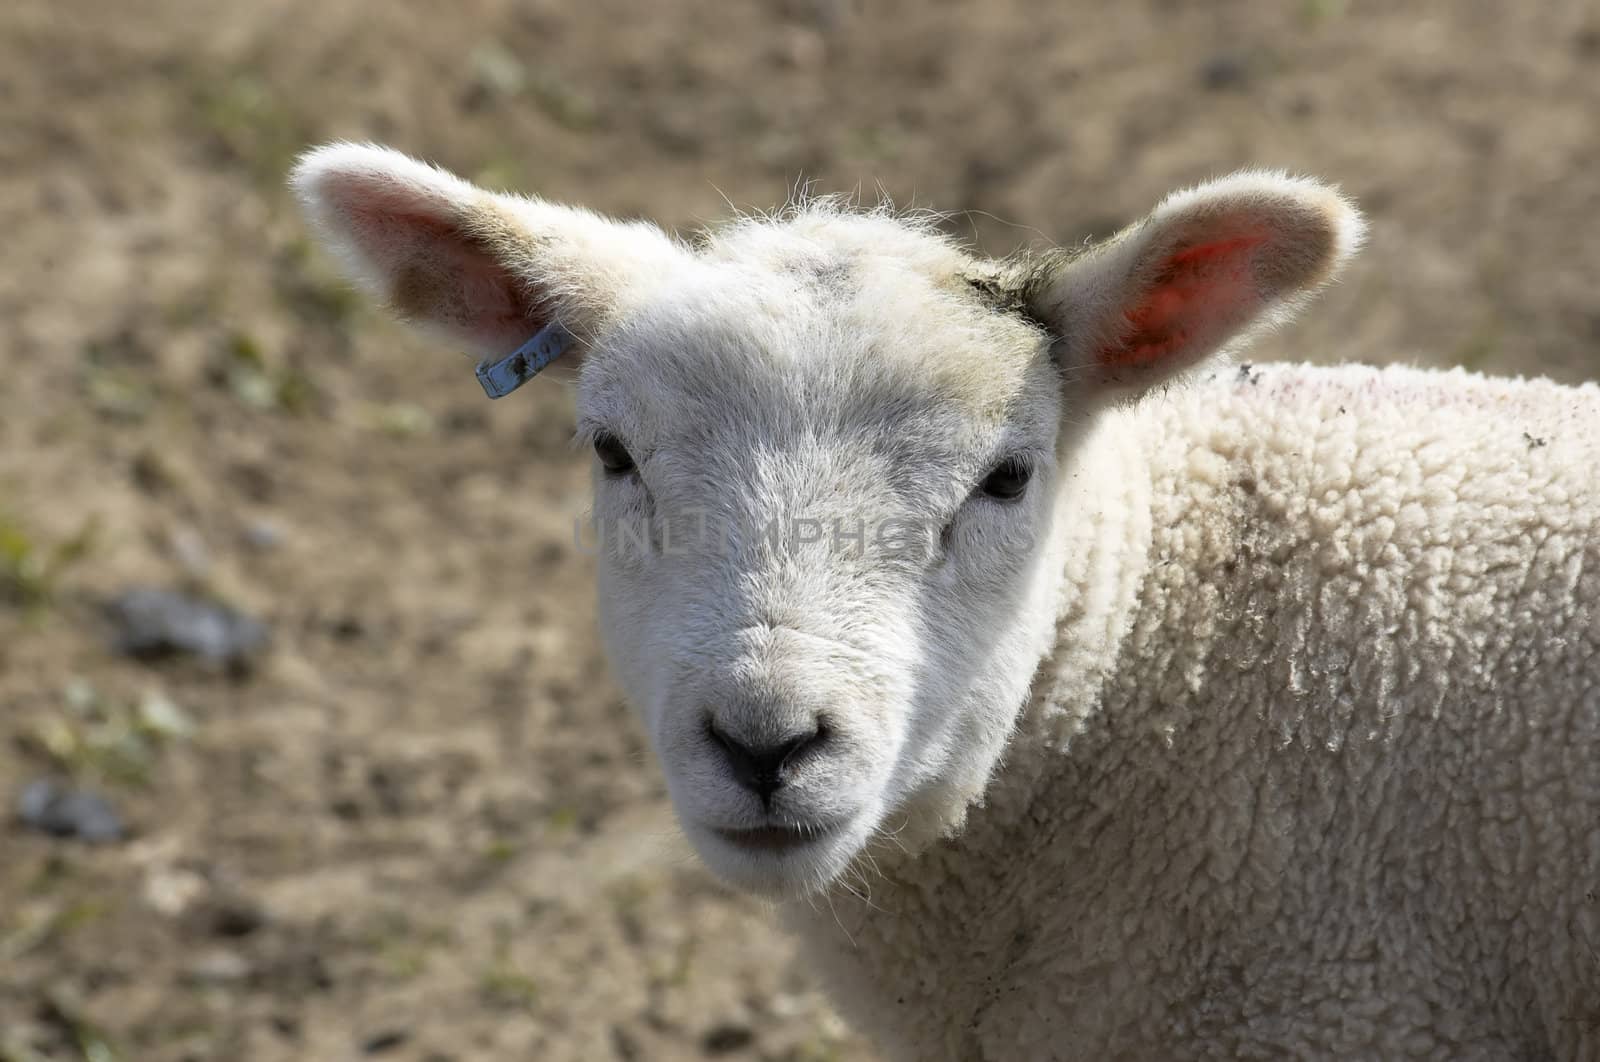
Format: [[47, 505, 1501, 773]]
[[713, 821, 840, 853]]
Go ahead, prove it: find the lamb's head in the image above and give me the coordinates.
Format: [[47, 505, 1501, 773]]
[[292, 144, 1363, 896]]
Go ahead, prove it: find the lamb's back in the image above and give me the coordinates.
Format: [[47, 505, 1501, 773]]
[[1092, 361, 1600, 1054]]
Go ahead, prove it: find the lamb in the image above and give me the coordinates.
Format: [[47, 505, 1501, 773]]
[[290, 142, 1600, 1060]]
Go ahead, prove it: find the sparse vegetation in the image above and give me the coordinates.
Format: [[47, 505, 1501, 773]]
[[24, 681, 195, 788], [211, 331, 318, 414], [189, 63, 313, 187], [478, 935, 540, 1013], [0, 512, 98, 615]]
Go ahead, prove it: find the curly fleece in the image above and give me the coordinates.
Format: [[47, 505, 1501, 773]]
[[795, 362, 1600, 1061]]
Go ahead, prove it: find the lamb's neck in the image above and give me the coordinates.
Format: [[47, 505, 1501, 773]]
[[1002, 406, 1157, 787], [779, 408, 1160, 1043], [866, 407, 1158, 863]]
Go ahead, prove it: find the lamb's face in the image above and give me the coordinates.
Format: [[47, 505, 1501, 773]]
[[580, 226, 1066, 894], [292, 143, 1363, 898]]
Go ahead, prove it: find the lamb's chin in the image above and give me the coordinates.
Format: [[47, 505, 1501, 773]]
[[684, 817, 872, 899]]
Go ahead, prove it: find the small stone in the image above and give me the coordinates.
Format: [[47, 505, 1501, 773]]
[[243, 520, 285, 550], [774, 27, 827, 70], [361, 1029, 411, 1054], [184, 948, 252, 984], [143, 866, 208, 917], [16, 779, 125, 843], [1199, 53, 1251, 91], [168, 526, 211, 577], [701, 1022, 755, 1055], [106, 587, 268, 668], [767, 992, 808, 1019], [208, 895, 268, 938], [328, 614, 365, 642], [137, 689, 195, 740], [62, 677, 99, 714], [469, 43, 526, 98], [610, 1025, 642, 1061]]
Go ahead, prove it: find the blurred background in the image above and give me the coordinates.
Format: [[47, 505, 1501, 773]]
[[1, 1, 1596, 1059]]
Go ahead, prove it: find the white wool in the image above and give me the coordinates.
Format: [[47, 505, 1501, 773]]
[[291, 144, 1600, 1060], [796, 363, 1600, 1060]]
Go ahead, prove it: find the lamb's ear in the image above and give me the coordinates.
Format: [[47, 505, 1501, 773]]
[[1030, 171, 1364, 399], [290, 142, 681, 366]]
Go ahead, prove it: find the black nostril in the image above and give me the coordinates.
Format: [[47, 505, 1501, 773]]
[[707, 719, 826, 804]]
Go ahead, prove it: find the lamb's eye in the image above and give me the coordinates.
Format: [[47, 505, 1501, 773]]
[[978, 457, 1031, 502], [594, 433, 636, 476]]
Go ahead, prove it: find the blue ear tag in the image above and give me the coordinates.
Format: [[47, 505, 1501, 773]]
[[474, 321, 575, 399]]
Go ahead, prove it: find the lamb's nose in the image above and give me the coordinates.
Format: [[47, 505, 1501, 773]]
[[708, 719, 826, 805]]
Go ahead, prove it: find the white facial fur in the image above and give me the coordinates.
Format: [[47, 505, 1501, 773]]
[[291, 143, 1362, 896], [582, 224, 1067, 893]]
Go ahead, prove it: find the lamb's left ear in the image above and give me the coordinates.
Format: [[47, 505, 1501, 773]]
[[290, 142, 684, 367], [1030, 171, 1365, 399]]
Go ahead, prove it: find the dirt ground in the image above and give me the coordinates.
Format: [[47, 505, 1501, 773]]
[[0, 1, 1596, 1059]]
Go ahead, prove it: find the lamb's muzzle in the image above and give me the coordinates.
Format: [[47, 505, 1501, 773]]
[[706, 714, 828, 806]]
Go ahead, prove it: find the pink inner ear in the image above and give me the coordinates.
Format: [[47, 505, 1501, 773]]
[[395, 211, 533, 335], [1101, 232, 1268, 370], [331, 178, 543, 352]]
